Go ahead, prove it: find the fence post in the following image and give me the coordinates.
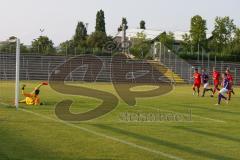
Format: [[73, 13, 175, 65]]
[[208, 53, 210, 71], [48, 63, 50, 80], [175, 54, 177, 73], [163, 45, 165, 64], [181, 60, 183, 78], [215, 56, 217, 67], [159, 43, 162, 63], [168, 51, 171, 67], [189, 65, 192, 84], [27, 59, 29, 80], [132, 62, 133, 83], [220, 61, 223, 74], [234, 68, 237, 85], [201, 48, 203, 67], [151, 65, 154, 82]]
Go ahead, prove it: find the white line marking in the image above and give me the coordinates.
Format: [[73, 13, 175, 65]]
[[7, 107, 183, 160], [140, 106, 226, 123]]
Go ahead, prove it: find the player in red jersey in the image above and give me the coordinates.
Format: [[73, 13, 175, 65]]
[[212, 67, 220, 95], [192, 68, 201, 96], [226, 69, 235, 100]]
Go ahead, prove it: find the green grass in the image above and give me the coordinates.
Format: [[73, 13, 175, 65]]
[[0, 81, 240, 160]]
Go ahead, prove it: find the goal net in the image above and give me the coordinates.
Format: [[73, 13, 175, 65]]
[[0, 38, 20, 109]]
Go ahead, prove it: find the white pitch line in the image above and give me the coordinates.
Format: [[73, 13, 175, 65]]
[[17, 108, 183, 160], [141, 106, 226, 123], [189, 113, 226, 123], [0, 102, 14, 107]]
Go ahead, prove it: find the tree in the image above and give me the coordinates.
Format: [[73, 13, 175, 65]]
[[190, 15, 207, 51], [118, 17, 128, 32], [58, 21, 88, 55], [95, 10, 106, 33], [0, 36, 30, 53], [73, 22, 87, 47], [229, 28, 240, 55], [130, 32, 151, 58], [181, 33, 192, 53], [31, 36, 55, 54], [158, 32, 175, 50], [140, 20, 146, 29], [59, 40, 75, 55], [210, 16, 236, 52], [233, 28, 240, 44], [87, 31, 107, 49]]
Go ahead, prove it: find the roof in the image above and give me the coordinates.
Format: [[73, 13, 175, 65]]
[[173, 31, 212, 41], [115, 28, 163, 40], [115, 28, 212, 41]]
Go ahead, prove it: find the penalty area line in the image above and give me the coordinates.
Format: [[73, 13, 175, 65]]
[[18, 108, 184, 160]]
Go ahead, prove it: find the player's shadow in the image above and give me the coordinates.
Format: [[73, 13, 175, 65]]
[[174, 126, 240, 143], [91, 124, 235, 160]]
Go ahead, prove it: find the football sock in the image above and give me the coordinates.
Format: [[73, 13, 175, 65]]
[[218, 94, 226, 104]]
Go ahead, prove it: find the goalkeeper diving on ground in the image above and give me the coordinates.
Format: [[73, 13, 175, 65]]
[[19, 82, 48, 105]]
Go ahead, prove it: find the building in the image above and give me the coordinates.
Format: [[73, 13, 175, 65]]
[[114, 28, 212, 55]]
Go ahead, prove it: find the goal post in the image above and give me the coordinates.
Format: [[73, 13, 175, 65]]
[[0, 38, 20, 109], [15, 38, 20, 110]]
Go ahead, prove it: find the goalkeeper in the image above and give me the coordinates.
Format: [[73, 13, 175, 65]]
[[19, 82, 48, 105]]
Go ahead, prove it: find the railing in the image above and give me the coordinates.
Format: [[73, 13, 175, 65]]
[[153, 44, 240, 85], [188, 60, 240, 85], [154, 43, 194, 83], [1, 53, 239, 85], [0, 54, 170, 83]]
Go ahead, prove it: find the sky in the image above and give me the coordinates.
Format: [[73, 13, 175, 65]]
[[0, 0, 239, 46]]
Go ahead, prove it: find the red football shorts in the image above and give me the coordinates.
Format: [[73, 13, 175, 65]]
[[214, 80, 219, 87], [194, 82, 201, 88]]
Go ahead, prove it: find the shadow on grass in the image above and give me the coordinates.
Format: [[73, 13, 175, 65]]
[[177, 103, 240, 116], [92, 124, 235, 160], [0, 125, 116, 160], [174, 126, 240, 143], [0, 152, 8, 160]]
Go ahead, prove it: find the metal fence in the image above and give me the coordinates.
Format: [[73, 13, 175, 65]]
[[0, 53, 170, 83], [0, 53, 239, 85], [154, 43, 194, 83], [188, 60, 240, 85], [153, 44, 240, 85]]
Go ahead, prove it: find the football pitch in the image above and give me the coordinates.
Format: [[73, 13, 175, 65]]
[[0, 81, 240, 160]]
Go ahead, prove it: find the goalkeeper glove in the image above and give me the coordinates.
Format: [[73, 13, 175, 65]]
[[22, 84, 26, 90]]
